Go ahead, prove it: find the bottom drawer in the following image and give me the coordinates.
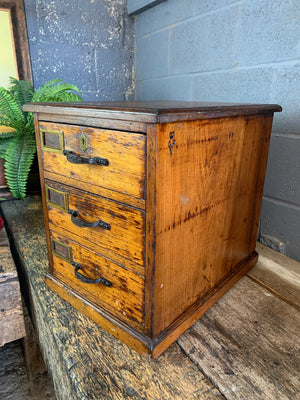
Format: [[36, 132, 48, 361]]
[[49, 231, 145, 329]]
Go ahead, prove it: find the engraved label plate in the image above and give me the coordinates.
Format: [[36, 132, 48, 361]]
[[41, 129, 64, 153], [51, 239, 72, 263], [46, 186, 68, 211]]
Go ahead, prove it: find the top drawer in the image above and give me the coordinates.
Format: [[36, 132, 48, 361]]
[[38, 122, 146, 200]]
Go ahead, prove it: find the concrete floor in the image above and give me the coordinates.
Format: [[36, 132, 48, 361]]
[[0, 340, 56, 400]]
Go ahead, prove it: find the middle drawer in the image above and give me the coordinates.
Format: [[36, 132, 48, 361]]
[[45, 180, 145, 267]]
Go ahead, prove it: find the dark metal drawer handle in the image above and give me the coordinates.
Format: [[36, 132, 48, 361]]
[[68, 209, 110, 230], [72, 261, 111, 286], [63, 150, 109, 166]]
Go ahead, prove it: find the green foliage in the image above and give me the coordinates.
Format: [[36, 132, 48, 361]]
[[4, 134, 36, 199], [0, 77, 82, 199]]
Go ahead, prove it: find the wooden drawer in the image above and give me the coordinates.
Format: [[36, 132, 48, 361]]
[[45, 180, 145, 267], [39, 122, 146, 200], [50, 231, 144, 328]]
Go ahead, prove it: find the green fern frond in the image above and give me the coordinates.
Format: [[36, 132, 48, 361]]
[[0, 87, 25, 130], [8, 78, 33, 122], [4, 132, 36, 199], [46, 91, 82, 103], [0, 77, 82, 199], [32, 79, 63, 101], [9, 77, 34, 106], [33, 81, 82, 102], [0, 130, 16, 139], [0, 138, 11, 158]]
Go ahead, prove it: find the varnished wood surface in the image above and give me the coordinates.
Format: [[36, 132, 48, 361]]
[[144, 124, 158, 335], [39, 122, 146, 201], [0, 227, 25, 347], [24, 101, 282, 124], [2, 196, 299, 400], [152, 114, 273, 335], [37, 112, 148, 133], [24, 100, 282, 114], [50, 230, 145, 329], [46, 181, 145, 267]]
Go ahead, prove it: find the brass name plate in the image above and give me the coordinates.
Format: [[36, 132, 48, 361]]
[[46, 186, 68, 212], [40, 129, 64, 153], [51, 239, 72, 263]]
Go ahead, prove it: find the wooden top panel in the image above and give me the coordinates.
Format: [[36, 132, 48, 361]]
[[24, 101, 282, 124]]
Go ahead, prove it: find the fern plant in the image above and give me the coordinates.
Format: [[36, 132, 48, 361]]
[[0, 77, 82, 199]]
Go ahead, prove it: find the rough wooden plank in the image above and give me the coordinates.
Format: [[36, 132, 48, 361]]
[[249, 242, 300, 309], [0, 224, 26, 347], [0, 279, 26, 347], [178, 277, 300, 400], [22, 307, 47, 379], [0, 247, 16, 280], [1, 196, 224, 400], [0, 227, 9, 246], [0, 228, 16, 279]]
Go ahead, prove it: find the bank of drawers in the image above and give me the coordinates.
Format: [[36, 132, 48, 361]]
[[39, 122, 146, 330]]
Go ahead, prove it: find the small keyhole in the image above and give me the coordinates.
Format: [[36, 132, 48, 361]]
[[80, 133, 87, 152]]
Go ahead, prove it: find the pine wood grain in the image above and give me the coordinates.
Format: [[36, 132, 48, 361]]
[[178, 276, 300, 400], [50, 230, 145, 329], [46, 181, 145, 267], [152, 114, 273, 335], [37, 113, 148, 133], [39, 122, 146, 200], [43, 170, 146, 210]]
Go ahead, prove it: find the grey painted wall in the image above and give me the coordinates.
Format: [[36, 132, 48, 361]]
[[134, 0, 300, 261], [24, 0, 135, 101]]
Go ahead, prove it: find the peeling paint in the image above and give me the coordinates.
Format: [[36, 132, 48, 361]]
[[24, 0, 135, 100]]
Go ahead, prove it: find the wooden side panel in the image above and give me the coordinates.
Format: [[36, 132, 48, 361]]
[[152, 114, 274, 335]]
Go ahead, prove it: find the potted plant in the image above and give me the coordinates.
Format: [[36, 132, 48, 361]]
[[0, 77, 82, 199]]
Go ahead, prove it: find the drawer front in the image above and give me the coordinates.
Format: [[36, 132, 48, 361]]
[[39, 122, 146, 200], [50, 232, 145, 328], [45, 181, 145, 266]]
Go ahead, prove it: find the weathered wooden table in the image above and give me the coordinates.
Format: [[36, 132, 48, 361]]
[[0, 223, 25, 347], [1, 195, 299, 400]]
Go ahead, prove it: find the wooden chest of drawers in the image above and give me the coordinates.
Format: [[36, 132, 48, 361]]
[[25, 101, 281, 358]]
